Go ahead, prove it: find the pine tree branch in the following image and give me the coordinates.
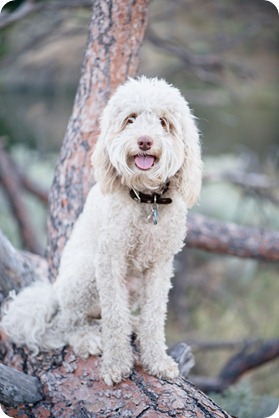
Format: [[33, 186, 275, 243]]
[[190, 338, 279, 393], [187, 213, 279, 262], [0, 231, 47, 303], [0, 143, 43, 254], [0, 0, 92, 31], [0, 364, 43, 407]]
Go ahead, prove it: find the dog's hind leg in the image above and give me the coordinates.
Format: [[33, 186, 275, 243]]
[[53, 242, 102, 357], [67, 320, 102, 358]]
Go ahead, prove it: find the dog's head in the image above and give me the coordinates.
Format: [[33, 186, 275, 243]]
[[91, 77, 202, 208]]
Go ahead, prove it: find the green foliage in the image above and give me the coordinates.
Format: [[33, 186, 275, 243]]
[[211, 381, 279, 418]]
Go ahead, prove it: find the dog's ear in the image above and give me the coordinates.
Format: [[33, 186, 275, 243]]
[[175, 112, 202, 208], [91, 133, 119, 194]]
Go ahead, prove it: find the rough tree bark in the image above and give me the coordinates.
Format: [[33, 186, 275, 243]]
[[0, 344, 232, 418], [187, 213, 279, 262]]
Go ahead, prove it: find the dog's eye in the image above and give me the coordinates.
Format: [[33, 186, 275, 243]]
[[160, 118, 168, 130], [126, 114, 137, 124]]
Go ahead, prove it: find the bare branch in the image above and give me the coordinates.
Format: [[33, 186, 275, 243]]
[[0, 231, 47, 303], [0, 143, 43, 254], [146, 29, 253, 82], [187, 213, 279, 262], [190, 338, 279, 393], [20, 172, 48, 205], [189, 375, 225, 394], [168, 342, 195, 377], [219, 338, 279, 385], [188, 338, 263, 352], [0, 1, 42, 31], [0, 143, 48, 204], [0, 364, 43, 407], [0, 0, 92, 31], [147, 29, 222, 69]]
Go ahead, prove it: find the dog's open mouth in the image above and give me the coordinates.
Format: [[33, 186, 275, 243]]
[[134, 154, 156, 170]]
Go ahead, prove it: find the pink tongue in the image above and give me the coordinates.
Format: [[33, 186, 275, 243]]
[[135, 155, 155, 170]]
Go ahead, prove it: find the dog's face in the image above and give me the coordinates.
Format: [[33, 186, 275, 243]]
[[92, 77, 202, 207], [103, 103, 186, 193]]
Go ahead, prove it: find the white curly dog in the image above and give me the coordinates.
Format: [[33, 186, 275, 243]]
[[1, 77, 202, 386]]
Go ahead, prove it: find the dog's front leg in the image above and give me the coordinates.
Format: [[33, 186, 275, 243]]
[[139, 259, 179, 380], [96, 249, 134, 385]]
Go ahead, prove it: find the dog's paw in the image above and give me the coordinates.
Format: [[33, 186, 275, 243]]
[[101, 353, 134, 386], [142, 354, 179, 380], [70, 332, 102, 359]]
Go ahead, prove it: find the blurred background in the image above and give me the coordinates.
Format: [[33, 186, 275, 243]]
[[0, 1, 278, 416]]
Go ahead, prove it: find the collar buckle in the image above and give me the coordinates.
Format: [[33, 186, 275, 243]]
[[131, 188, 141, 203]]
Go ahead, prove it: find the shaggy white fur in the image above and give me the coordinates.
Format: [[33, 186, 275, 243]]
[[1, 77, 202, 386]]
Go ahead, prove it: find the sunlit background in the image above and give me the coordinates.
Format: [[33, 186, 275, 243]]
[[0, 1, 278, 416]]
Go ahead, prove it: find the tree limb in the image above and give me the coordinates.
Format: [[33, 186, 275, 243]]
[[0, 0, 92, 31], [20, 174, 48, 205], [0, 231, 47, 303], [0, 1, 42, 31], [0, 142, 48, 205], [219, 338, 279, 385], [187, 213, 279, 262], [1, 348, 232, 417], [187, 338, 263, 352], [0, 143, 43, 254], [0, 364, 43, 407], [190, 338, 279, 393], [146, 29, 254, 83]]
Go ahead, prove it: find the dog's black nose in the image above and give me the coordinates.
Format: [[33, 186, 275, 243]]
[[137, 136, 153, 151]]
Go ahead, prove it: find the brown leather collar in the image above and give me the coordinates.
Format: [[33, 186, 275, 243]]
[[129, 182, 172, 205]]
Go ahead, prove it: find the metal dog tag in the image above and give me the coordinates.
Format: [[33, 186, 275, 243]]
[[147, 203, 159, 225]]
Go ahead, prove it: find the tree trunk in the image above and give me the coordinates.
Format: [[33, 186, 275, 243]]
[[46, 0, 150, 281]]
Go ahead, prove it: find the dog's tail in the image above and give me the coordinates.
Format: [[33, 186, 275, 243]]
[[1, 281, 65, 354]]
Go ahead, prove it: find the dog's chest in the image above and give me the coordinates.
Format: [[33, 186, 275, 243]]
[[126, 203, 187, 271]]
